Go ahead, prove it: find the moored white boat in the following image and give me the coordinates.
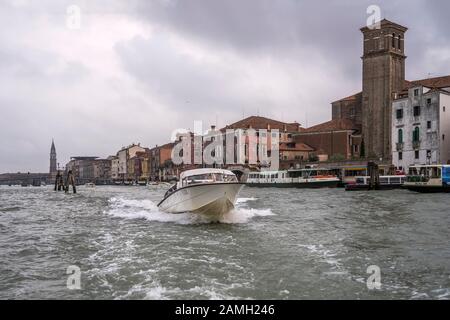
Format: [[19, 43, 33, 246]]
[[245, 168, 340, 188], [157, 169, 243, 218], [345, 175, 406, 191], [403, 164, 450, 193]]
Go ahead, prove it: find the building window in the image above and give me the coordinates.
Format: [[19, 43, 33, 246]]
[[414, 89, 419, 97], [398, 129, 403, 143], [399, 152, 403, 160], [443, 134, 446, 141], [444, 106, 446, 112], [427, 98, 432, 105], [392, 33, 396, 48], [415, 150, 420, 159], [413, 106, 421, 117], [398, 35, 402, 50], [396, 109, 403, 119], [427, 121, 432, 129], [413, 127, 420, 142]]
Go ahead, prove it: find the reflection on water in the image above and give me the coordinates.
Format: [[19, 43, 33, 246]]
[[0, 185, 449, 299]]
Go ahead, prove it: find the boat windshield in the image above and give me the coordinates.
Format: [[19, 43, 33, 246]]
[[182, 173, 237, 186]]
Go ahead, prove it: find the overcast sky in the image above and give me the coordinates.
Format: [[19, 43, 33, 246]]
[[1, 0, 449, 172]]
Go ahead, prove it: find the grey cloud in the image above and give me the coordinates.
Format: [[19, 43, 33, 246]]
[[1, 0, 450, 172]]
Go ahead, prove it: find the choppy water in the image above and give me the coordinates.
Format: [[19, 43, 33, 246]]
[[0, 185, 449, 300]]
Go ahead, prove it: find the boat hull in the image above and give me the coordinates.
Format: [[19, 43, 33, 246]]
[[158, 183, 244, 216], [345, 184, 404, 191], [402, 184, 450, 193]]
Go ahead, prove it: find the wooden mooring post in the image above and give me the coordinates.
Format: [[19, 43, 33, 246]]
[[54, 170, 65, 191], [367, 161, 380, 190], [54, 170, 76, 193], [65, 170, 76, 194]]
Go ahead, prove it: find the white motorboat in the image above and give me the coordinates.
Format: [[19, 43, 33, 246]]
[[157, 168, 244, 217]]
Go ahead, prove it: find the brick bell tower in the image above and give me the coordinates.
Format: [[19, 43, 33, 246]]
[[50, 139, 57, 177], [361, 19, 407, 160]]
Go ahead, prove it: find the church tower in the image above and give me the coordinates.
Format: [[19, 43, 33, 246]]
[[50, 139, 57, 176], [361, 19, 407, 160]]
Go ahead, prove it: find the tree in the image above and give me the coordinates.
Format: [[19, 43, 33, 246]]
[[360, 140, 366, 158]]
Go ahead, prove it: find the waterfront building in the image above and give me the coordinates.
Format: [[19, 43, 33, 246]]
[[65, 156, 112, 184], [294, 119, 362, 161], [222, 116, 311, 170], [299, 19, 450, 166], [108, 155, 119, 181], [116, 143, 146, 181], [392, 83, 450, 171]]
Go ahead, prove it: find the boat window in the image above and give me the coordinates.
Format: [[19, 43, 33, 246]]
[[187, 174, 214, 184], [390, 177, 400, 184], [379, 177, 389, 184], [223, 175, 238, 182]]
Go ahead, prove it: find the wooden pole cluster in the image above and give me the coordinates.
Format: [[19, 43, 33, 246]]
[[65, 170, 76, 194], [54, 170, 76, 193], [367, 161, 380, 190], [54, 170, 65, 191]]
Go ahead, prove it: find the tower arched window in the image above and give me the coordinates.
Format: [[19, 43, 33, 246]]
[[398, 35, 402, 50], [398, 129, 403, 144], [392, 33, 396, 48]]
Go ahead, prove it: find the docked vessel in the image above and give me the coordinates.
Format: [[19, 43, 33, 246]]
[[403, 165, 450, 193], [345, 175, 406, 191], [157, 168, 244, 217], [245, 168, 340, 188]]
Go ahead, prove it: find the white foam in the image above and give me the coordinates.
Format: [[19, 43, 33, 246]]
[[105, 197, 274, 225], [236, 197, 258, 204], [220, 207, 275, 224]]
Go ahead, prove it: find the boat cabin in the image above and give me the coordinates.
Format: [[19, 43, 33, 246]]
[[407, 165, 450, 184], [178, 169, 238, 188]]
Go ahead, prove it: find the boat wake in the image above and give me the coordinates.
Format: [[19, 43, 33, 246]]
[[105, 197, 274, 225]]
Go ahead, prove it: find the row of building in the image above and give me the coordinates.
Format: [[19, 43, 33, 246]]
[[56, 19, 450, 184]]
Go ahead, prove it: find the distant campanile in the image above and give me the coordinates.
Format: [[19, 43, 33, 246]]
[[50, 139, 57, 175]]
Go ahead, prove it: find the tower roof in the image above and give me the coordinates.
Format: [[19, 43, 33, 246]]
[[50, 139, 56, 153], [361, 19, 408, 33]]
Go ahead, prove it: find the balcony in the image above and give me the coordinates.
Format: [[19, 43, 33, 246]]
[[412, 140, 421, 149], [396, 142, 404, 151]]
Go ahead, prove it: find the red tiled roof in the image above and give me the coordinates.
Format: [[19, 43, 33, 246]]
[[332, 92, 362, 103], [301, 119, 358, 133], [409, 75, 450, 89], [223, 116, 302, 132], [279, 142, 314, 152]]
